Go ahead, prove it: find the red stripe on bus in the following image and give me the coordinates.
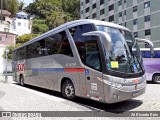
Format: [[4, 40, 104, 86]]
[[64, 68, 85, 72]]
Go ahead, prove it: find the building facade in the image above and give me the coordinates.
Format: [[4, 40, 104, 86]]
[[11, 11, 32, 36], [80, 0, 160, 48], [0, 10, 17, 74]]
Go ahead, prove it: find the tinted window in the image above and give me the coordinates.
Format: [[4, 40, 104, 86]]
[[27, 40, 45, 59], [85, 39, 102, 71], [17, 47, 26, 60], [26, 31, 73, 59], [69, 24, 102, 71]]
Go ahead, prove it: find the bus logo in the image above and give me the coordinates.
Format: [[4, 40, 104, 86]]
[[16, 61, 25, 74]]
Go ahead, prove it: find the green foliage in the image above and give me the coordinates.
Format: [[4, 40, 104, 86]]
[[25, 0, 80, 30], [2, 45, 15, 59], [32, 19, 49, 34], [16, 34, 39, 44], [6, 0, 19, 15], [2, 34, 39, 59]]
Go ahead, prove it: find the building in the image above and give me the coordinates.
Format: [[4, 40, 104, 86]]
[[80, 0, 160, 48], [0, 10, 12, 24], [0, 10, 17, 74], [11, 11, 32, 36]]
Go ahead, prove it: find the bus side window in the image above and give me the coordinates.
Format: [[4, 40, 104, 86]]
[[45, 31, 73, 57], [154, 51, 160, 58], [145, 51, 151, 58]]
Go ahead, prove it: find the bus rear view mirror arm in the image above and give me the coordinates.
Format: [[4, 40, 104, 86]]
[[136, 38, 154, 57], [82, 31, 112, 51]]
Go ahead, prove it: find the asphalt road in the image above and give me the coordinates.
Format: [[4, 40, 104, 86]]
[[0, 76, 160, 120]]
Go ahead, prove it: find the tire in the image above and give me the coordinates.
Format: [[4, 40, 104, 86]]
[[20, 75, 25, 86], [152, 74, 160, 84], [62, 80, 75, 100]]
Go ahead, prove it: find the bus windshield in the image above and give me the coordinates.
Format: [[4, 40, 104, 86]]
[[96, 25, 143, 75]]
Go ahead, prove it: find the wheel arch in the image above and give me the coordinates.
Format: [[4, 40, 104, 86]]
[[60, 77, 74, 92]]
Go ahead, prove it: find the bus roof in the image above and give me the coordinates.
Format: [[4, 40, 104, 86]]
[[15, 19, 131, 50]]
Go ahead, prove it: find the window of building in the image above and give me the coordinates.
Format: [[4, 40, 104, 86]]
[[144, 1, 150, 8], [102, 19, 105, 21], [100, 9, 104, 15], [0, 17, 5, 21], [124, 0, 126, 3], [118, 0, 122, 5], [145, 29, 151, 36], [81, 10, 83, 14], [109, 15, 114, 22], [100, 0, 104, 5], [109, 4, 114, 11], [92, 3, 96, 9], [118, 12, 122, 17], [124, 10, 126, 15], [86, 16, 89, 19], [133, 6, 137, 12], [0, 37, 5, 41], [86, 7, 89, 13], [134, 32, 138, 38], [81, 2, 83, 6], [124, 22, 126, 26], [92, 13, 96, 18], [144, 15, 150, 22], [133, 19, 138, 25], [86, 0, 89, 4], [18, 22, 21, 26]]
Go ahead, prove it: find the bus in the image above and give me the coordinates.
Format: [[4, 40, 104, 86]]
[[12, 19, 154, 104], [140, 48, 160, 84]]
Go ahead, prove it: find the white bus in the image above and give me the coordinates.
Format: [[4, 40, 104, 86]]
[[12, 19, 154, 103], [140, 48, 160, 83]]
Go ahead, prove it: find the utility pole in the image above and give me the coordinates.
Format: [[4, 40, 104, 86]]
[[1, 0, 3, 23]]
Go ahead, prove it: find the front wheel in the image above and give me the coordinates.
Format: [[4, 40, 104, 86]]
[[62, 80, 75, 100], [152, 74, 160, 84]]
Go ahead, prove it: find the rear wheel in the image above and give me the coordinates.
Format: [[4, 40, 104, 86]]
[[62, 80, 75, 100], [19, 75, 25, 86], [152, 74, 160, 84]]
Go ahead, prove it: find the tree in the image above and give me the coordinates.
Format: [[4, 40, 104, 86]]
[[7, 0, 19, 15], [25, 0, 80, 29], [18, 1, 25, 10], [32, 19, 49, 34], [16, 34, 39, 44], [2, 45, 15, 59]]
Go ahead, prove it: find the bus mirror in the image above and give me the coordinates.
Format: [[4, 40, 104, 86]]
[[135, 38, 154, 58], [82, 31, 112, 51]]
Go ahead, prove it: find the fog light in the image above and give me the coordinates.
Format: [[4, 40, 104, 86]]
[[113, 94, 119, 99]]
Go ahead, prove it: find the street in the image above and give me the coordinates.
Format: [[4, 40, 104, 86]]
[[0, 76, 160, 120]]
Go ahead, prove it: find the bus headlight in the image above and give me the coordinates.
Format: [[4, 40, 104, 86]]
[[111, 82, 123, 89]]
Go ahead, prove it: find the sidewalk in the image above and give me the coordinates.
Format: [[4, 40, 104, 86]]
[[0, 75, 14, 83]]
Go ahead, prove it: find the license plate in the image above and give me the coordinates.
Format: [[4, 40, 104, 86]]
[[132, 91, 138, 97]]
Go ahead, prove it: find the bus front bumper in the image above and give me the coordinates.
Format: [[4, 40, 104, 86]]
[[104, 82, 146, 104]]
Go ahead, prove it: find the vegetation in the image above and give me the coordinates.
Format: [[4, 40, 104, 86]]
[[2, 0, 24, 15], [2, 0, 80, 59], [26, 0, 80, 30]]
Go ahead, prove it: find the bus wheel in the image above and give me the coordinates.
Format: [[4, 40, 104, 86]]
[[62, 80, 75, 100], [152, 74, 160, 84], [20, 75, 25, 86]]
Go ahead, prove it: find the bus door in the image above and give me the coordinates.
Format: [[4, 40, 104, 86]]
[[84, 39, 105, 102]]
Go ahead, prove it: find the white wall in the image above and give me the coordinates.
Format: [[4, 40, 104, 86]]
[[13, 18, 31, 36]]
